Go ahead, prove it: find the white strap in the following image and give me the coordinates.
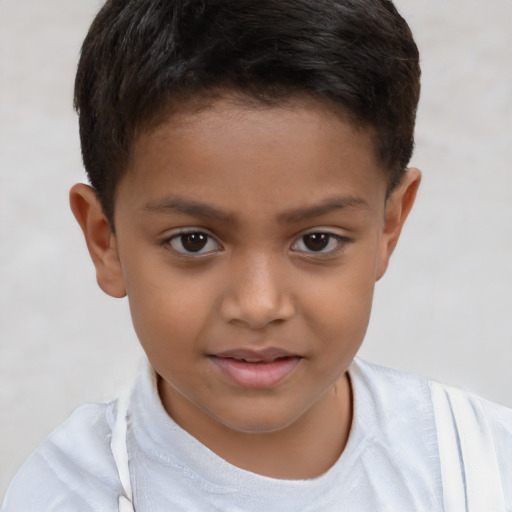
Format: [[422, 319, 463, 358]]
[[431, 381, 466, 511], [431, 381, 506, 511], [110, 391, 135, 512]]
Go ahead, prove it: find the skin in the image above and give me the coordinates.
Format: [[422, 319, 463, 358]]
[[70, 97, 420, 479]]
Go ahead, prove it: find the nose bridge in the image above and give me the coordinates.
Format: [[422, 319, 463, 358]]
[[220, 249, 294, 329]]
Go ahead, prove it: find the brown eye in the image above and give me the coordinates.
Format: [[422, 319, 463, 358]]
[[291, 232, 349, 254], [181, 233, 208, 252], [302, 233, 330, 252], [169, 231, 220, 255]]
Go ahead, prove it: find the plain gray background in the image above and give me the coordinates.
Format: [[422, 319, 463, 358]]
[[1, 0, 511, 500]]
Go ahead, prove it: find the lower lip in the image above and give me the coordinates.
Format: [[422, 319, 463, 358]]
[[209, 356, 302, 389]]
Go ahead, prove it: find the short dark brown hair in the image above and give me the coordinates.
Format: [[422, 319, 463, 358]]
[[74, 0, 420, 223]]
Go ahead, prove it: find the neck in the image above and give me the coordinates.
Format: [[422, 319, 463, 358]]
[[159, 374, 353, 480]]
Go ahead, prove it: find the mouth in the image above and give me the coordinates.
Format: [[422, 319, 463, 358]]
[[209, 349, 302, 389]]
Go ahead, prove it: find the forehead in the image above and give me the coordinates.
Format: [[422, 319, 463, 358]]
[[118, 97, 387, 221], [135, 93, 376, 165]]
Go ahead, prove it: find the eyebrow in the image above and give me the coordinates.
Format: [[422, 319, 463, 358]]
[[143, 196, 235, 223], [277, 195, 370, 223], [143, 194, 369, 224]]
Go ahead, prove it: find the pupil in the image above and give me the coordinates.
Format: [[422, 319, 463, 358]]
[[182, 233, 207, 252], [304, 233, 329, 251]]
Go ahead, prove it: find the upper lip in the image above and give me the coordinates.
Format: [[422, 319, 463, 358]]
[[211, 348, 299, 363]]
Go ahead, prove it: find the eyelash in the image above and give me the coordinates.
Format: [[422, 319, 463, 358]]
[[161, 229, 351, 257]]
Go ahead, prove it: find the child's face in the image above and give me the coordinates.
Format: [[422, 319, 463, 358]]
[[72, 97, 419, 440]]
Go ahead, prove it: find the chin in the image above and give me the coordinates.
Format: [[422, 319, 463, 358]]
[[211, 408, 302, 435]]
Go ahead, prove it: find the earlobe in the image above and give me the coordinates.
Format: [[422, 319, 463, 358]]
[[376, 168, 421, 281], [69, 184, 127, 298]]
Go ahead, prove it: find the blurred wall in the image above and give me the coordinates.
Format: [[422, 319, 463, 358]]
[[1, 0, 511, 500]]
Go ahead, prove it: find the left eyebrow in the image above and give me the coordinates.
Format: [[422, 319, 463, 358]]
[[277, 195, 369, 223]]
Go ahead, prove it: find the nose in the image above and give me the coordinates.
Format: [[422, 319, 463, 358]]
[[220, 253, 295, 330]]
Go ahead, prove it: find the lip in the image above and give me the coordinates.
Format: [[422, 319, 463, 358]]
[[209, 348, 302, 389]]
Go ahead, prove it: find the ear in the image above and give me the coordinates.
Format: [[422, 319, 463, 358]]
[[376, 168, 421, 281], [69, 184, 126, 298]]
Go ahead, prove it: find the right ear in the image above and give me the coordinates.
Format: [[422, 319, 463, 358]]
[[69, 184, 126, 298]]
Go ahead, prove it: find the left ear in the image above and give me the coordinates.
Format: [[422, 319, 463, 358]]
[[376, 168, 421, 281]]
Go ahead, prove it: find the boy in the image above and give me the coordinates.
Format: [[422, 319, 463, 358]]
[[2, 0, 511, 511]]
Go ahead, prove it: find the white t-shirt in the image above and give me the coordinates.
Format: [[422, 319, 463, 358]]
[[2, 358, 511, 511]]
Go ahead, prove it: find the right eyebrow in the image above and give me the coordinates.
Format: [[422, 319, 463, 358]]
[[143, 196, 235, 224]]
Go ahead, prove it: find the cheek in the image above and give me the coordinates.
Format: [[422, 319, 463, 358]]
[[305, 262, 376, 326], [314, 286, 373, 354], [123, 262, 218, 354], [300, 253, 378, 360]]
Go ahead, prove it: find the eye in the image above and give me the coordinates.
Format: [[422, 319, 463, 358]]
[[167, 231, 220, 255], [291, 232, 349, 254]]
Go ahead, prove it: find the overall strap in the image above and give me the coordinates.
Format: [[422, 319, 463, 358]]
[[430, 381, 506, 512], [110, 391, 135, 512]]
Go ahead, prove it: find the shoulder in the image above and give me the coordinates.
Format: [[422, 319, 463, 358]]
[[425, 376, 512, 453], [352, 357, 512, 426], [353, 357, 512, 439], [478, 394, 512, 504], [2, 401, 122, 512], [352, 359, 512, 506], [429, 380, 512, 507], [349, 358, 440, 464], [350, 357, 433, 413]]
